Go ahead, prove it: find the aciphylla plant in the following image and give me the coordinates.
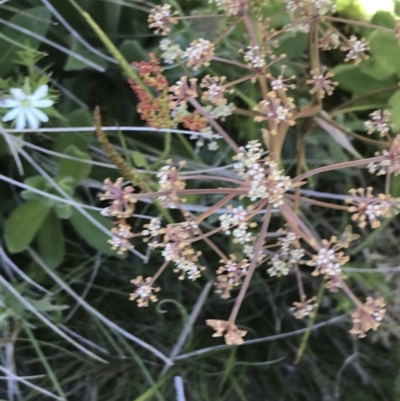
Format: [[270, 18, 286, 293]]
[[96, 0, 400, 345]]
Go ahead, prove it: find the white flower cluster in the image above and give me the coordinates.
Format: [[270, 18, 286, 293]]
[[1, 85, 53, 130], [219, 206, 252, 244], [190, 126, 221, 151], [160, 38, 183, 64], [242, 46, 266, 69], [233, 140, 292, 205], [208, 0, 247, 16], [182, 38, 214, 70], [267, 231, 304, 277]]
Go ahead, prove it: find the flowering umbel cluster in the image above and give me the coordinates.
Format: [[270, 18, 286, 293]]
[[94, 0, 400, 350]]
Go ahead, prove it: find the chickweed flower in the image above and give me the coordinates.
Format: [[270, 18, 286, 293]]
[[1, 84, 53, 130]]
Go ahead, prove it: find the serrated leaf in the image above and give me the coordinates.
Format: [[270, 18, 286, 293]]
[[64, 37, 107, 71], [4, 200, 50, 253], [37, 211, 65, 269], [69, 207, 121, 256], [59, 145, 92, 184], [0, 6, 51, 76]]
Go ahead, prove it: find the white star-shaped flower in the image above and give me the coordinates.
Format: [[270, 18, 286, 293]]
[[1, 85, 53, 130]]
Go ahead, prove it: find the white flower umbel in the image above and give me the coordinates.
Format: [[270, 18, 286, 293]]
[[1, 85, 53, 130]]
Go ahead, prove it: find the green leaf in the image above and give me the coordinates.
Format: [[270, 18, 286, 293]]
[[58, 145, 92, 184], [119, 40, 148, 63], [53, 109, 94, 153], [36, 211, 65, 269], [388, 90, 400, 131], [69, 207, 121, 256], [4, 200, 50, 253], [132, 151, 148, 168], [390, 174, 400, 198], [64, 37, 107, 71], [54, 203, 73, 220], [371, 10, 396, 28], [332, 63, 397, 97], [359, 57, 396, 81], [369, 30, 400, 75], [0, 7, 51, 76]]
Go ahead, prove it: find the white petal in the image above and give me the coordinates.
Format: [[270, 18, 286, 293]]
[[10, 88, 26, 100], [0, 99, 21, 108], [15, 111, 27, 131], [25, 110, 40, 129], [29, 107, 49, 123], [32, 99, 53, 108], [2, 107, 21, 122], [31, 85, 49, 101]]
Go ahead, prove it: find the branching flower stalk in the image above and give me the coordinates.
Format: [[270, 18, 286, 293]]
[[93, 0, 400, 345]]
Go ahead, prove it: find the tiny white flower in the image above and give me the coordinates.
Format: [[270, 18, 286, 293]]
[[1, 84, 53, 131]]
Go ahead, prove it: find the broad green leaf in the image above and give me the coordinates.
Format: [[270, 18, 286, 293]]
[[64, 37, 107, 71], [371, 10, 396, 28], [37, 211, 65, 269], [274, 32, 308, 59], [119, 40, 148, 63], [390, 174, 400, 198], [69, 207, 121, 256], [58, 145, 92, 184], [369, 30, 400, 75], [4, 200, 50, 253], [360, 57, 396, 81], [388, 90, 400, 131], [332, 63, 397, 97], [53, 109, 94, 153], [0, 7, 51, 76], [54, 203, 73, 220]]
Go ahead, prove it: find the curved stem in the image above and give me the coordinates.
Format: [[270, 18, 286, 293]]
[[292, 155, 386, 183], [228, 205, 272, 323]]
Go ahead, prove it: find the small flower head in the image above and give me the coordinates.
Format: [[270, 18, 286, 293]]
[[129, 276, 160, 307], [364, 110, 392, 136], [208, 0, 248, 16], [346, 187, 400, 228], [183, 39, 215, 70], [253, 91, 295, 134], [160, 38, 183, 64], [233, 140, 293, 205], [267, 230, 304, 277], [148, 5, 178, 35], [368, 135, 400, 176], [217, 255, 249, 287], [142, 218, 163, 249], [1, 84, 53, 130], [350, 297, 386, 338], [306, 229, 358, 291], [200, 75, 233, 106], [319, 30, 340, 50], [267, 66, 296, 92], [206, 319, 247, 345], [342, 36, 370, 64], [291, 295, 317, 319], [169, 77, 198, 108], [157, 160, 187, 208], [241, 45, 266, 69], [108, 223, 134, 254], [306, 67, 338, 99], [99, 178, 137, 219]]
